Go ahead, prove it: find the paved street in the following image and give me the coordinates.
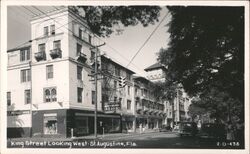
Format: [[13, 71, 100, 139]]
[[7, 131, 244, 149]]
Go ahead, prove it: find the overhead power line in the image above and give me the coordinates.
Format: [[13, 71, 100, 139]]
[[126, 12, 169, 68]]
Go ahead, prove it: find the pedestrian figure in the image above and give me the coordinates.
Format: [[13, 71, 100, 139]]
[[139, 123, 142, 134]]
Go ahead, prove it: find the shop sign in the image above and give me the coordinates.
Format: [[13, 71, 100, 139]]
[[104, 101, 121, 112]]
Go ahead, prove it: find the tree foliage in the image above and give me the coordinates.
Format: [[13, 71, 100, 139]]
[[158, 6, 244, 102], [158, 6, 245, 124], [74, 6, 161, 37]]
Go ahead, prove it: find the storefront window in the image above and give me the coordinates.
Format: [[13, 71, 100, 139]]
[[44, 114, 57, 135]]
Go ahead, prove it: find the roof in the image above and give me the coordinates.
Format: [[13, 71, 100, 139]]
[[133, 76, 150, 83], [101, 55, 135, 74], [7, 43, 31, 53], [144, 63, 166, 72]]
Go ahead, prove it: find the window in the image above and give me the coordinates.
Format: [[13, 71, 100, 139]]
[[7, 92, 11, 106], [92, 91, 96, 104], [20, 69, 31, 82], [51, 88, 57, 102], [46, 65, 53, 79], [50, 24, 55, 35], [78, 88, 83, 103], [44, 87, 57, 103], [39, 43, 46, 52], [115, 66, 120, 76], [126, 72, 131, 81], [20, 49, 30, 61], [77, 66, 83, 80], [45, 89, 51, 102], [44, 114, 57, 134], [127, 100, 131, 110], [77, 43, 82, 55], [79, 28, 82, 39], [25, 89, 31, 104], [90, 51, 95, 62], [127, 86, 130, 95], [114, 80, 117, 89], [114, 97, 117, 102], [89, 34, 92, 44], [53, 40, 61, 49], [135, 88, 138, 95], [44, 26, 49, 36]]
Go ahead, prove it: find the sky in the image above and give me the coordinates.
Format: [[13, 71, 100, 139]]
[[7, 6, 171, 77]]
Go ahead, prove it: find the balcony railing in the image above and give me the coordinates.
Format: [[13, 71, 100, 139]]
[[136, 104, 143, 111], [34, 51, 46, 61], [76, 52, 87, 63], [50, 48, 62, 59]]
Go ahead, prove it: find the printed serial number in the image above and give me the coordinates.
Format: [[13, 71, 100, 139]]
[[217, 141, 240, 147]]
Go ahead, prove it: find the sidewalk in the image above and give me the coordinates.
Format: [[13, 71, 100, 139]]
[[8, 129, 163, 142]]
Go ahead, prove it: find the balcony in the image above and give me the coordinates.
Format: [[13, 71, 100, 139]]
[[50, 48, 62, 59], [140, 95, 147, 100], [136, 104, 143, 111], [34, 51, 46, 61], [76, 52, 87, 63]]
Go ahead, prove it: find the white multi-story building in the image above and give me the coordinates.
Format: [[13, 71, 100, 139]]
[[7, 7, 168, 138], [7, 7, 105, 138]]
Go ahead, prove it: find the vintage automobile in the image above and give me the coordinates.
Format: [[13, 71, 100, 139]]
[[198, 123, 226, 140], [159, 125, 172, 132], [178, 122, 198, 137]]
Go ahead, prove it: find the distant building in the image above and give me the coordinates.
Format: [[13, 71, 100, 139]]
[[133, 76, 166, 130], [145, 63, 192, 127]]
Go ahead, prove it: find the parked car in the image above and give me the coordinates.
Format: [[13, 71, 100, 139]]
[[198, 123, 226, 140], [159, 125, 172, 132], [178, 122, 198, 137]]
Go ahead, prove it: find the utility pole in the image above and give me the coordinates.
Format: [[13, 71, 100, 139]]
[[91, 43, 105, 138]]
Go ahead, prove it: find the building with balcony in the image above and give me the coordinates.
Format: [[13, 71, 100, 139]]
[[144, 63, 173, 127], [134, 76, 166, 131], [145, 62, 192, 127], [100, 55, 136, 133], [7, 7, 104, 138]]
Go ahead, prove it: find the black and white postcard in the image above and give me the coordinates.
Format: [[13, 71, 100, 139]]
[[1, 0, 249, 154]]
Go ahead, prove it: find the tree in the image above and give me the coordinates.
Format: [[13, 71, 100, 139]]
[[73, 6, 161, 37], [158, 6, 244, 102]]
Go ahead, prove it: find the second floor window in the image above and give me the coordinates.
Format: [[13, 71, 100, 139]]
[[127, 100, 131, 110], [77, 43, 82, 55], [25, 89, 31, 104], [46, 65, 53, 79], [44, 26, 49, 36], [44, 87, 57, 102], [20, 49, 30, 62], [53, 40, 61, 49], [39, 43, 45, 52], [77, 66, 82, 80], [21, 69, 31, 82], [7, 92, 11, 106], [78, 87, 83, 103]]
